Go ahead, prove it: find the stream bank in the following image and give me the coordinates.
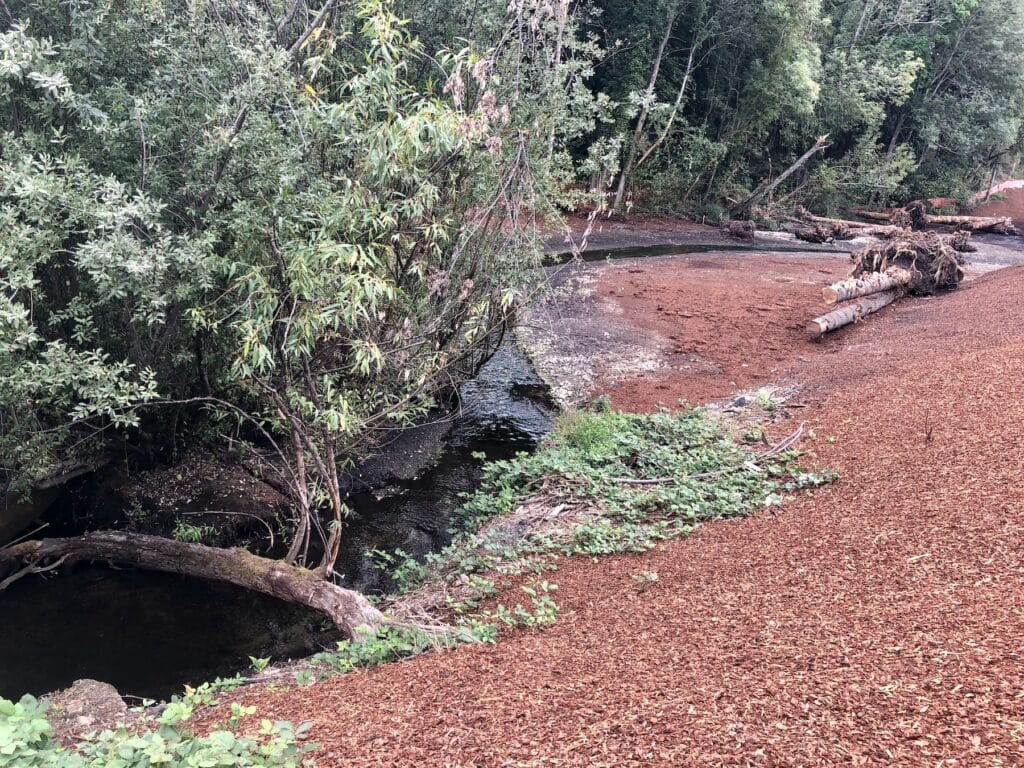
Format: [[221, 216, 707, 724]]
[[0, 343, 554, 701]]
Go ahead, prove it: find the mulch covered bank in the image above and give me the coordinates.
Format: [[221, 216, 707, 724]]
[[220, 266, 1023, 766]]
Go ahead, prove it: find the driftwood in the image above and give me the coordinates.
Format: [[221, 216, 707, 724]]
[[924, 214, 1017, 234], [792, 207, 905, 238], [850, 206, 1017, 235], [949, 230, 976, 253], [851, 232, 965, 294], [726, 220, 756, 240], [808, 229, 968, 338], [807, 289, 903, 339], [784, 221, 853, 243], [823, 268, 912, 304], [850, 209, 895, 223]]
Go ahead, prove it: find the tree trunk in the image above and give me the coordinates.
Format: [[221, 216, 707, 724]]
[[850, 208, 896, 223], [632, 29, 701, 175], [792, 208, 905, 238], [851, 208, 1017, 235], [886, 110, 906, 157], [807, 289, 903, 339], [0, 532, 385, 638], [612, 5, 678, 212], [823, 268, 912, 305], [730, 136, 831, 218], [924, 214, 1017, 235], [984, 162, 999, 203]]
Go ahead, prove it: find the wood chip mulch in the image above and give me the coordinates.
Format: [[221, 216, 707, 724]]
[[216, 265, 1024, 766]]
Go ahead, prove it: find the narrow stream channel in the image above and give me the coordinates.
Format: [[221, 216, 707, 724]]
[[0, 343, 554, 701]]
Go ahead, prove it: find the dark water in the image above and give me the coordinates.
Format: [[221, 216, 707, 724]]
[[0, 567, 335, 701], [0, 344, 554, 701], [556, 240, 838, 263]]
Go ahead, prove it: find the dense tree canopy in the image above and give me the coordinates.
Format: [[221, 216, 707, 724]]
[[589, 0, 1024, 214], [0, 0, 599, 604]]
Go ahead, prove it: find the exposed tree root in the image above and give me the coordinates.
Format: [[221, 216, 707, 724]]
[[850, 232, 965, 294]]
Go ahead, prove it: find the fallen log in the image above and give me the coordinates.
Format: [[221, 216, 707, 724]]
[[726, 220, 756, 240], [792, 207, 905, 238], [849, 207, 1017, 235], [784, 221, 854, 243], [852, 232, 964, 293], [0, 531, 385, 637], [823, 268, 912, 304], [850, 209, 896, 223], [807, 289, 903, 339], [923, 214, 1017, 235]]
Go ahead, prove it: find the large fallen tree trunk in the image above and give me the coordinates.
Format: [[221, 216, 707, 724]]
[[852, 232, 965, 293], [807, 289, 903, 339], [923, 214, 1017, 234], [850, 207, 1017, 235], [823, 268, 912, 304], [792, 208, 905, 238], [0, 531, 385, 637], [850, 209, 895, 223]]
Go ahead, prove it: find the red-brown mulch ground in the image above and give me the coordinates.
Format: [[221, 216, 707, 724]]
[[213, 264, 1024, 767], [593, 255, 847, 409]]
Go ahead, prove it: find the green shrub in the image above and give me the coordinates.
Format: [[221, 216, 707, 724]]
[[0, 694, 313, 768]]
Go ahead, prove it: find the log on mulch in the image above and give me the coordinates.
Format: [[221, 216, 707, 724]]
[[807, 231, 967, 339], [823, 267, 912, 305], [807, 289, 903, 339], [850, 231, 966, 295]]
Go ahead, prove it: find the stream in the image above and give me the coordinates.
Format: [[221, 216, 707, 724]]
[[0, 343, 554, 701]]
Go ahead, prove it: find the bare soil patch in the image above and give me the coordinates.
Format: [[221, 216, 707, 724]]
[[589, 254, 848, 409]]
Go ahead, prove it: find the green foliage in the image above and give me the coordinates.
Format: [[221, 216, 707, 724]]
[[0, 0, 598, 538], [460, 408, 819, 530], [0, 693, 313, 768], [309, 623, 493, 675], [372, 407, 834, 642], [369, 547, 429, 594], [172, 521, 215, 545], [479, 580, 560, 629], [589, 0, 1024, 213]]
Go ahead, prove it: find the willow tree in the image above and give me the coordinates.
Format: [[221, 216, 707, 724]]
[[0, 0, 598, 633]]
